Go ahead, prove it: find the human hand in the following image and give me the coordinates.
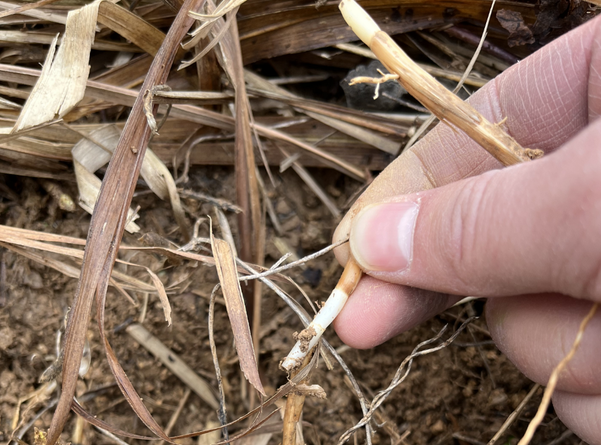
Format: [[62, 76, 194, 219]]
[[332, 16, 601, 444]]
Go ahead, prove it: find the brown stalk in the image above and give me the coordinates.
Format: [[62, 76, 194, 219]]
[[202, 3, 265, 387], [45, 0, 204, 443], [282, 353, 313, 445], [216, 6, 263, 328]]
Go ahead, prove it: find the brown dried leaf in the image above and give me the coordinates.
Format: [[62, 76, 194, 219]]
[[71, 124, 189, 238], [97, 1, 166, 57], [210, 228, 265, 396]]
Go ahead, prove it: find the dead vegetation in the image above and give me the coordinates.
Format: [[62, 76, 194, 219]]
[[0, 0, 597, 445]]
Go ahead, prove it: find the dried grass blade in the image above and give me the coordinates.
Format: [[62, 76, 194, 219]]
[[208, 285, 229, 439], [517, 303, 599, 445], [0, 242, 140, 303], [0, 0, 59, 20], [97, 294, 175, 443], [45, 0, 204, 442], [12, 0, 100, 132], [212, 2, 263, 329], [178, 10, 235, 70], [245, 71, 400, 155], [0, 30, 133, 52], [144, 270, 172, 325], [97, 2, 166, 57], [278, 146, 340, 218], [0, 64, 368, 179], [71, 401, 156, 441], [210, 230, 265, 396], [0, 0, 67, 24], [185, 0, 247, 46]]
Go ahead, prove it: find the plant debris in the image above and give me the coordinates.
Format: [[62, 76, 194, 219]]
[[0, 0, 597, 444]]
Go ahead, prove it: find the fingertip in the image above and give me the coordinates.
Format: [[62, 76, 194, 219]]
[[553, 391, 601, 445], [333, 212, 352, 266]]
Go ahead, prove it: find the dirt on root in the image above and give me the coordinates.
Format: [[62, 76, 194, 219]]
[[0, 170, 577, 445]]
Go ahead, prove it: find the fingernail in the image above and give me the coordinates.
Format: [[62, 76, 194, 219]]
[[350, 202, 419, 272]]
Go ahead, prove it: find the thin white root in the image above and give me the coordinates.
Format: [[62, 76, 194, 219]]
[[281, 259, 362, 373]]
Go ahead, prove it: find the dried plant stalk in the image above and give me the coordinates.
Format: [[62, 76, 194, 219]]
[[488, 383, 540, 445], [126, 324, 218, 409], [339, 0, 541, 168], [282, 353, 313, 445]]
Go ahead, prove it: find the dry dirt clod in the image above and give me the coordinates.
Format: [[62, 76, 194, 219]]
[[293, 326, 317, 353]]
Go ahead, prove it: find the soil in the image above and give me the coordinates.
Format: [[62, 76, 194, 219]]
[[0, 169, 580, 445]]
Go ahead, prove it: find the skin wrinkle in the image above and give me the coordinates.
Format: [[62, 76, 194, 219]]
[[497, 30, 590, 151], [448, 171, 499, 294], [413, 114, 501, 185], [411, 146, 439, 188]]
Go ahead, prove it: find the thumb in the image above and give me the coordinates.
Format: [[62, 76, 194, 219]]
[[349, 120, 601, 300]]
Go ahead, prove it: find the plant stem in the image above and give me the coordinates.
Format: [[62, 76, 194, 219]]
[[281, 259, 361, 372]]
